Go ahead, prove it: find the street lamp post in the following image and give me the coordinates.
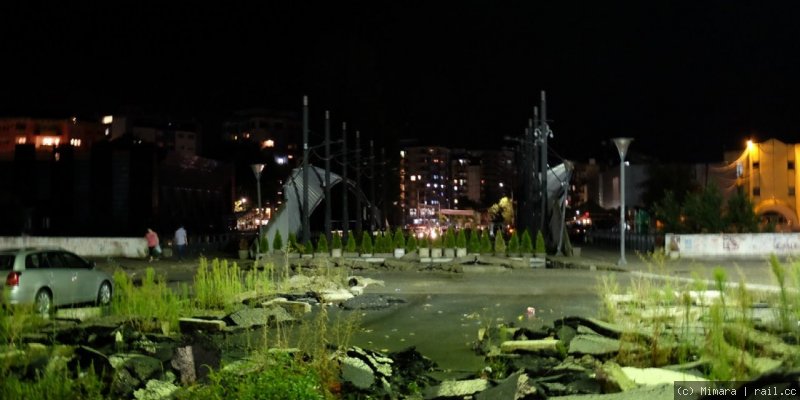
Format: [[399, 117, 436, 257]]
[[251, 163, 266, 254], [612, 138, 633, 266]]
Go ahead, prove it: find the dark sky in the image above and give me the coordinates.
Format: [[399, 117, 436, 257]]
[[4, 2, 800, 162]]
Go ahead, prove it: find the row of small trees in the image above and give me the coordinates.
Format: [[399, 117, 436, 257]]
[[256, 228, 546, 256]]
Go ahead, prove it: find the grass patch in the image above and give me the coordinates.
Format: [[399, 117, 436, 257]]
[[176, 353, 326, 400], [111, 267, 189, 333], [1, 363, 105, 400], [598, 252, 800, 380]]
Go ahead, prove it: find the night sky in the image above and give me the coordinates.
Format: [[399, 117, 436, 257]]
[[4, 2, 800, 162]]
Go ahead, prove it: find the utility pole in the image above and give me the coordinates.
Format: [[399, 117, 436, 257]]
[[324, 110, 331, 241], [369, 139, 377, 231], [539, 91, 548, 244], [355, 130, 362, 236], [532, 107, 540, 236], [380, 147, 387, 230], [341, 122, 349, 237], [302, 95, 310, 245]]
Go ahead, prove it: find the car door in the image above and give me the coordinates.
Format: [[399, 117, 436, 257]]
[[22, 252, 54, 304], [59, 251, 94, 304], [44, 251, 75, 306]]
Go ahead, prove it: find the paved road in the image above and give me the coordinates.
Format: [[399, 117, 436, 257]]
[[91, 245, 791, 375]]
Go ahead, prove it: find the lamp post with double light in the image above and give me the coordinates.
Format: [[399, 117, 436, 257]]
[[612, 138, 633, 266], [251, 163, 266, 254]]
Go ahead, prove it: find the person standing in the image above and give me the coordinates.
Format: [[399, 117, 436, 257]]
[[174, 225, 188, 261], [145, 228, 160, 262]]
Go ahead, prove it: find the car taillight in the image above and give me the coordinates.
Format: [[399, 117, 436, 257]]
[[5, 271, 20, 286]]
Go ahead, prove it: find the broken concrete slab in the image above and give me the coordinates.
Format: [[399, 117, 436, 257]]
[[178, 318, 226, 333]]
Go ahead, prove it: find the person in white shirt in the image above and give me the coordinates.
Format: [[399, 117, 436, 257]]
[[174, 225, 188, 260]]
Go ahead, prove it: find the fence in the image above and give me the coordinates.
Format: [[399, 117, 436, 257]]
[[586, 229, 663, 253]]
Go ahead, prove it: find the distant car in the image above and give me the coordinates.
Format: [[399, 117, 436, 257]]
[[1, 247, 113, 315]]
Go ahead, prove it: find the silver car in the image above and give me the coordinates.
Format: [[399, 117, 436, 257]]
[[1, 247, 113, 314]]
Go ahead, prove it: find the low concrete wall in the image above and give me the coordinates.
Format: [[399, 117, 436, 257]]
[[0, 237, 148, 258], [665, 232, 800, 259]]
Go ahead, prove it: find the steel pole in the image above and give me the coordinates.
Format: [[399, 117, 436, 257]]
[[324, 110, 331, 241], [302, 95, 310, 245]]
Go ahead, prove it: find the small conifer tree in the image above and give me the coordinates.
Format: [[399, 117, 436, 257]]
[[346, 231, 357, 252], [480, 230, 492, 254], [360, 231, 373, 254], [432, 232, 443, 248], [393, 228, 406, 249], [456, 229, 467, 249], [381, 231, 392, 253], [288, 232, 299, 252], [444, 227, 456, 249], [316, 235, 329, 253], [494, 232, 507, 255], [521, 229, 533, 254], [331, 232, 342, 249], [273, 231, 284, 252], [468, 229, 480, 253], [406, 234, 418, 252], [260, 235, 270, 253], [508, 231, 519, 255], [535, 230, 546, 254]]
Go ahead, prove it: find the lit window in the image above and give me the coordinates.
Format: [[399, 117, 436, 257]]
[[263, 139, 275, 148], [410, 175, 416, 182], [16, 137, 26, 144], [400, 150, 405, 158], [426, 183, 431, 188], [102, 115, 113, 124]]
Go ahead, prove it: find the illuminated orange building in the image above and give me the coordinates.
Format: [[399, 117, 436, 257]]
[[0, 117, 105, 160]]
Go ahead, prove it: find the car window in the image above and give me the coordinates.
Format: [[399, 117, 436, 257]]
[[0, 255, 14, 270], [45, 252, 65, 269], [25, 253, 43, 269], [60, 252, 90, 269]]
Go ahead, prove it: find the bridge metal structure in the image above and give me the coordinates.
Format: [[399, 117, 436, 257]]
[[262, 165, 374, 249]]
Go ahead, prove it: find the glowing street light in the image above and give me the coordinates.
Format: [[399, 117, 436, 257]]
[[612, 137, 633, 266], [251, 163, 266, 253]]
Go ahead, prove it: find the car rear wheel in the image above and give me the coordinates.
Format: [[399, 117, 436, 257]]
[[97, 281, 112, 306], [34, 289, 53, 316]]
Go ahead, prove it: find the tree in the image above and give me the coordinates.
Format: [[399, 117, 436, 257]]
[[725, 187, 759, 233], [346, 231, 357, 252], [393, 228, 406, 249], [535, 230, 546, 254], [488, 196, 515, 226], [521, 229, 533, 254], [360, 231, 373, 254], [273, 231, 284, 252], [480, 231, 492, 254], [684, 183, 725, 233], [260, 235, 270, 253], [288, 232, 299, 252], [494, 232, 506, 256], [654, 190, 684, 233], [406, 234, 418, 252], [316, 235, 329, 253], [456, 229, 467, 249], [640, 164, 699, 210], [468, 229, 480, 253], [431, 232, 442, 249], [507, 231, 519, 255], [444, 227, 456, 249], [331, 232, 343, 250]]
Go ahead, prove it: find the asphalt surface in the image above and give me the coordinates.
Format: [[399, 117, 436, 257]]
[[91, 245, 792, 375], [94, 244, 789, 291]]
